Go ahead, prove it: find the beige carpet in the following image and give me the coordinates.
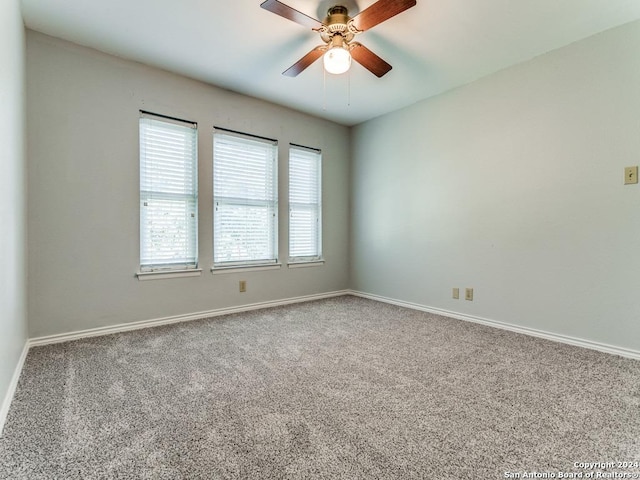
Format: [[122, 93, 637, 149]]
[[1, 296, 639, 479]]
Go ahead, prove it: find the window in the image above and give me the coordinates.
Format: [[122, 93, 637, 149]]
[[139, 112, 198, 272], [213, 128, 278, 267], [289, 144, 322, 262]]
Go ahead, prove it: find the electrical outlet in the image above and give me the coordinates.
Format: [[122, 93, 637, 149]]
[[452, 288, 459, 299], [239, 280, 247, 293], [465, 288, 473, 301], [624, 166, 638, 185]]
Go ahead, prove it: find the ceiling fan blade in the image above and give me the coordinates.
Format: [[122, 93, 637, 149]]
[[283, 46, 325, 77], [351, 0, 417, 32], [260, 0, 323, 30], [350, 43, 392, 78]]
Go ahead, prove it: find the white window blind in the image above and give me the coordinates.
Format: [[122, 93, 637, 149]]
[[289, 145, 322, 262], [213, 129, 278, 266], [139, 112, 198, 271]]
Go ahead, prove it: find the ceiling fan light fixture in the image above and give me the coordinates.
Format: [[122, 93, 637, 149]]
[[323, 46, 351, 74]]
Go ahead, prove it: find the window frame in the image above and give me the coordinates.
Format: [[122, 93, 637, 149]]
[[212, 127, 279, 270], [288, 143, 323, 265], [138, 111, 200, 278]]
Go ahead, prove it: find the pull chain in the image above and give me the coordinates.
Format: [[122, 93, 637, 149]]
[[322, 65, 351, 110], [323, 67, 327, 111], [348, 68, 351, 107]]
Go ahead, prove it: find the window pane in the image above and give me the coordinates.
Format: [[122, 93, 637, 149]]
[[214, 202, 276, 263], [289, 145, 322, 261], [140, 114, 198, 270], [213, 131, 278, 266]]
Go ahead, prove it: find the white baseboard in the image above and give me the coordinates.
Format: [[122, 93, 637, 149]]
[[349, 290, 640, 361], [0, 340, 29, 437], [29, 290, 351, 347]]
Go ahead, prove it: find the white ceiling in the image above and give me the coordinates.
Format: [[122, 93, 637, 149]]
[[20, 0, 640, 126]]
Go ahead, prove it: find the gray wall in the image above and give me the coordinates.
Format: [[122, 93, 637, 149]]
[[25, 19, 640, 354], [26, 31, 350, 338], [0, 0, 28, 426], [351, 20, 640, 352]]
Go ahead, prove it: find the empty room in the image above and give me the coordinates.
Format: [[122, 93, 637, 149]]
[[1, 0, 640, 478]]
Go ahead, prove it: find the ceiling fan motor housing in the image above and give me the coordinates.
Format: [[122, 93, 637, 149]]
[[326, 5, 349, 25], [321, 5, 355, 42]]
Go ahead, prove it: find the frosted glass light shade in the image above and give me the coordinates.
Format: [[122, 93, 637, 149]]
[[323, 47, 351, 75]]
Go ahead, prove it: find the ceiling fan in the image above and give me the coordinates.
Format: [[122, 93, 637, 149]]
[[260, 0, 417, 78]]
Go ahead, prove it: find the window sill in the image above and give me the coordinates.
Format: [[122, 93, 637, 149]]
[[287, 260, 325, 269], [136, 269, 202, 281], [211, 263, 282, 275]]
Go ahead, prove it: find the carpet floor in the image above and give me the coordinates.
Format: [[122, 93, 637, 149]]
[[1, 296, 639, 479]]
